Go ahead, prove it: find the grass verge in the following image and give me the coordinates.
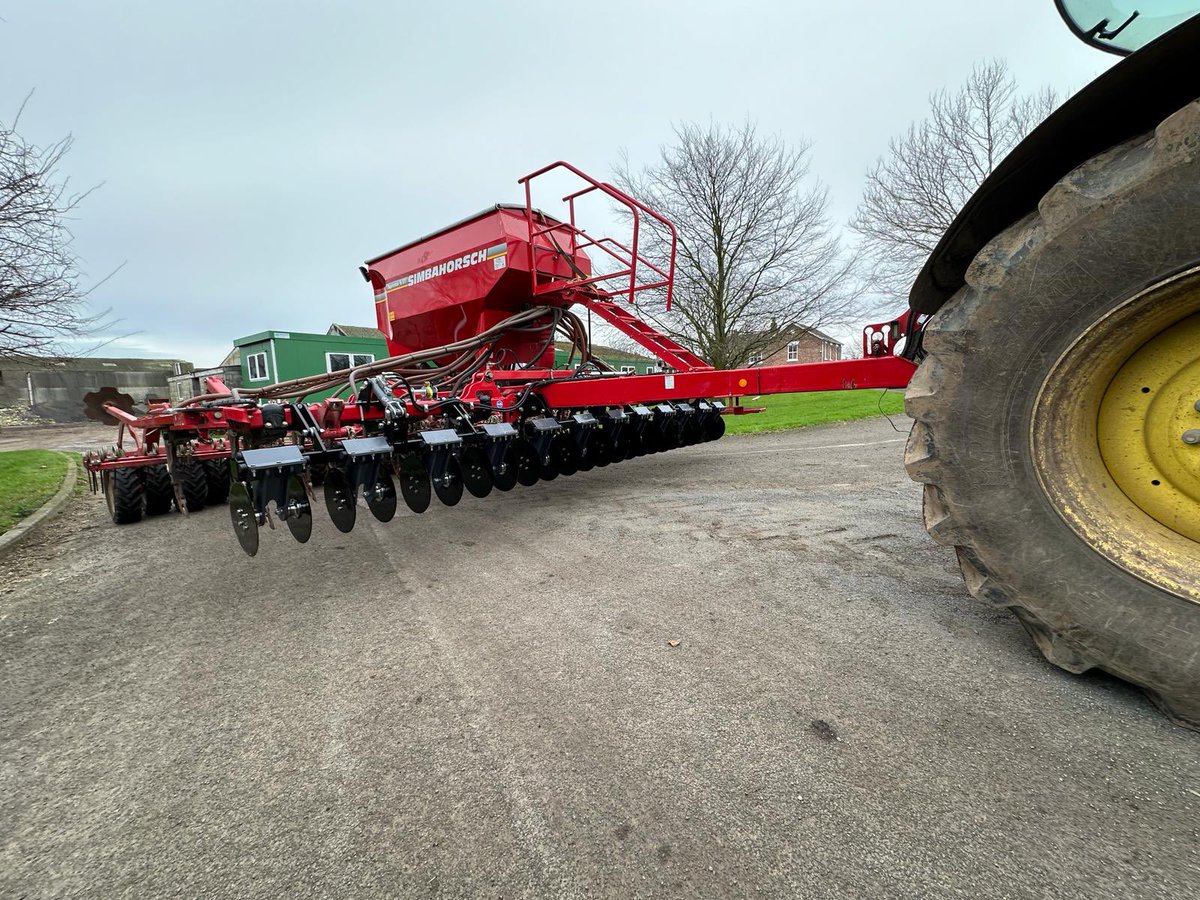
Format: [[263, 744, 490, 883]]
[[0, 450, 73, 534], [723, 389, 906, 435]]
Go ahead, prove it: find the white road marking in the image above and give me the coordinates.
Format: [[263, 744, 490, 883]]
[[706, 437, 908, 457]]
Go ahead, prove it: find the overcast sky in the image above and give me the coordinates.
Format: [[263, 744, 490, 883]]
[[2, 1, 1110, 364]]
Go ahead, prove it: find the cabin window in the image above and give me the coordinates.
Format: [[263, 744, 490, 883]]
[[247, 352, 269, 382], [327, 352, 375, 373]]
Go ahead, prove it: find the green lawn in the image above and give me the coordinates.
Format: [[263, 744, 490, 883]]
[[0, 450, 73, 534], [723, 389, 906, 435]]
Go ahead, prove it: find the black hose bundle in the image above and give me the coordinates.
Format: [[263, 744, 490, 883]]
[[179, 304, 605, 409]]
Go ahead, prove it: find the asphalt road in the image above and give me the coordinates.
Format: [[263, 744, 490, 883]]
[[2, 418, 1196, 898]]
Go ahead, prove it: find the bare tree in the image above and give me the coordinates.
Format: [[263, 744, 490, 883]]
[[851, 60, 1056, 300], [1, 98, 104, 358], [614, 121, 858, 370]]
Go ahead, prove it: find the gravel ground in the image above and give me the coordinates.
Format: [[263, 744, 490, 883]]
[[0, 421, 114, 454], [1, 418, 1196, 899]]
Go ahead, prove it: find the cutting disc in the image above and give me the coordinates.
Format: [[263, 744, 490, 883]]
[[398, 453, 432, 514], [459, 445, 494, 499], [323, 467, 357, 534], [366, 470, 398, 523], [433, 456, 464, 507], [284, 474, 312, 543], [228, 482, 260, 556], [509, 439, 541, 487]]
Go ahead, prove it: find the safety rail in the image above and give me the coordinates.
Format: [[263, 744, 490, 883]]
[[518, 161, 678, 310]]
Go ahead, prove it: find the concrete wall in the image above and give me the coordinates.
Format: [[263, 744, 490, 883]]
[[0, 357, 192, 422], [167, 366, 243, 405]]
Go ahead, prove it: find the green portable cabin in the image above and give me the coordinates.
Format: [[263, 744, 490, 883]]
[[233, 324, 389, 401], [551, 341, 658, 374]]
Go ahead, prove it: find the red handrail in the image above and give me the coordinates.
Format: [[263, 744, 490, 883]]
[[518, 161, 678, 311]]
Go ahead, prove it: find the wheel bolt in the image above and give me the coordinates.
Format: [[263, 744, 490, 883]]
[[1183, 429, 1200, 445]]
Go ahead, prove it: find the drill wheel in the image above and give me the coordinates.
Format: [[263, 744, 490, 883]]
[[203, 458, 231, 504], [176, 457, 209, 512], [143, 464, 174, 516], [104, 467, 145, 524]]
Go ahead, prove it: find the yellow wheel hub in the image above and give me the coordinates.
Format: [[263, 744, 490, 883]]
[[1099, 313, 1200, 543], [1033, 267, 1200, 605]]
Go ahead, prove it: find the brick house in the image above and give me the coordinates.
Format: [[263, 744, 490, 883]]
[[745, 325, 843, 366]]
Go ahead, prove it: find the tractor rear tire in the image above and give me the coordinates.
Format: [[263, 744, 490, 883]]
[[905, 101, 1200, 728], [104, 468, 144, 524], [143, 464, 174, 516], [203, 459, 231, 504], [176, 458, 209, 512]]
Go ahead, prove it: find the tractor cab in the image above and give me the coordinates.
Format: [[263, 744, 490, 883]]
[[1055, 0, 1200, 53]]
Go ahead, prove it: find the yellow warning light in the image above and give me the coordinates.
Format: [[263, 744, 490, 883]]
[[738, 378, 748, 388]]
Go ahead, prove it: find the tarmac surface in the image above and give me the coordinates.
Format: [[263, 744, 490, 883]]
[[0, 421, 114, 454], [2, 417, 1197, 898]]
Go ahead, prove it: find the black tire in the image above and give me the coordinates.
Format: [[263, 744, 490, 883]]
[[905, 101, 1200, 728], [143, 464, 174, 516], [176, 458, 209, 512], [203, 459, 231, 504], [104, 468, 144, 524]]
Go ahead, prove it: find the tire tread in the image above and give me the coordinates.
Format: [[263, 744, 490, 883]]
[[905, 101, 1200, 728]]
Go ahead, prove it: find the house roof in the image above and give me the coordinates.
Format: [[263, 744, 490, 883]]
[[797, 325, 841, 344], [732, 324, 843, 346], [328, 323, 386, 339]]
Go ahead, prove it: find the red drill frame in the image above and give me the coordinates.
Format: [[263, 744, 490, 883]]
[[83, 162, 918, 552]]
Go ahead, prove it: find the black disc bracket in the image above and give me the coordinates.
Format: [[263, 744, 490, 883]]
[[525, 416, 562, 467], [569, 412, 597, 464], [237, 445, 309, 526], [337, 436, 393, 497], [480, 421, 518, 473], [628, 405, 652, 438], [419, 428, 463, 488]]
